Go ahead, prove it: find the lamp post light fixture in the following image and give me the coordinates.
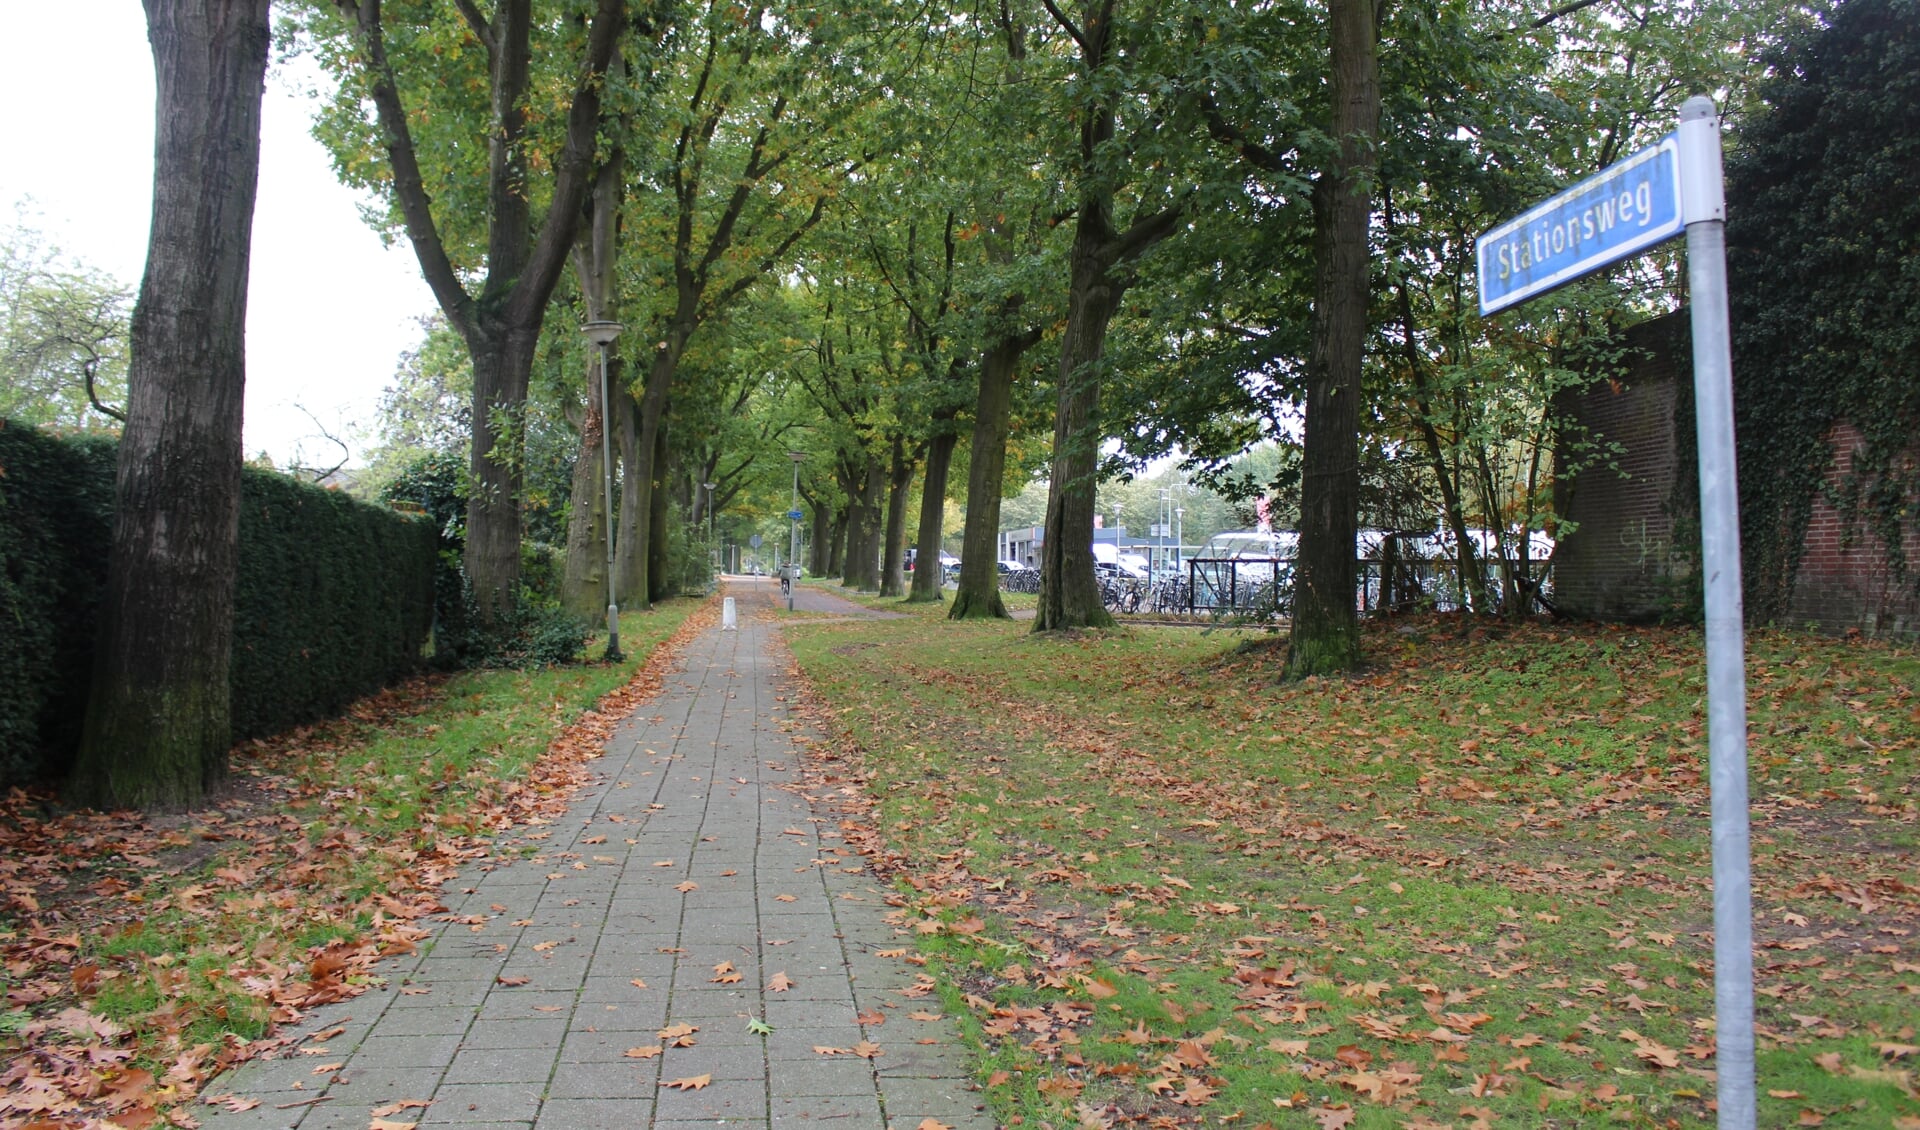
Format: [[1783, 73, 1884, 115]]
[[787, 451, 807, 611], [583, 319, 624, 661]]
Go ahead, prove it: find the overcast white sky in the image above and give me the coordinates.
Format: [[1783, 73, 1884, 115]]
[[0, 5, 437, 467]]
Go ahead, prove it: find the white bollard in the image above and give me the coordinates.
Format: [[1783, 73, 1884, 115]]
[[722, 596, 737, 631]]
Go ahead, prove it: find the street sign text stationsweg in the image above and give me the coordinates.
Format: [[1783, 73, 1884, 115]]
[[1477, 135, 1683, 315]]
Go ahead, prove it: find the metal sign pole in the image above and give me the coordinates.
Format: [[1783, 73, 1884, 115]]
[[1679, 94, 1755, 1130]]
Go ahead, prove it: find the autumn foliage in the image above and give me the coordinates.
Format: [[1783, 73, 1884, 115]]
[[785, 610, 1919, 1129]]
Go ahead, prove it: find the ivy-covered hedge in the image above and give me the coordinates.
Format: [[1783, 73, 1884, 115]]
[[0, 424, 118, 785], [228, 466, 437, 741], [0, 420, 436, 786], [1728, 0, 1920, 622]]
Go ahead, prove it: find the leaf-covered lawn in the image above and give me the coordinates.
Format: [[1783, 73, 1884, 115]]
[[0, 599, 709, 1129], [784, 612, 1919, 1129]]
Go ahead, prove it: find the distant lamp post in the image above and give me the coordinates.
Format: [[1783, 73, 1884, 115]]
[[787, 452, 807, 611], [1175, 506, 1185, 569], [583, 319, 624, 661]]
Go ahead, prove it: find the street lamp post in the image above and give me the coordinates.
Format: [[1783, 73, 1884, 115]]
[[787, 452, 806, 611], [582, 320, 624, 661], [1157, 489, 1171, 592]]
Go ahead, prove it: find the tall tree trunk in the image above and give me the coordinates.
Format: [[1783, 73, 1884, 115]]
[[842, 459, 884, 591], [878, 438, 915, 597], [807, 497, 830, 576], [647, 421, 673, 604], [464, 329, 541, 616], [1285, 0, 1379, 678], [1035, 229, 1125, 632], [827, 507, 847, 577], [909, 424, 959, 603], [560, 110, 625, 622], [558, 384, 608, 622], [951, 329, 1036, 619], [68, 0, 269, 811], [612, 385, 642, 604]]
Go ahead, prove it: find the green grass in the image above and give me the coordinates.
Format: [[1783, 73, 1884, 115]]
[[783, 613, 1920, 1129]]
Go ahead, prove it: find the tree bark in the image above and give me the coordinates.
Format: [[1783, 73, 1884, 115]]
[[1034, 226, 1124, 632], [1030, 0, 1186, 632], [841, 458, 884, 591], [611, 384, 642, 603], [951, 328, 1037, 619], [1285, 0, 1380, 678], [827, 506, 847, 577], [879, 438, 916, 597], [558, 377, 608, 622], [647, 420, 673, 604], [68, 0, 270, 811], [908, 424, 959, 602]]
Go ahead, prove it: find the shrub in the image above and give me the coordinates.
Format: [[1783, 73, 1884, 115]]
[[0, 421, 437, 786]]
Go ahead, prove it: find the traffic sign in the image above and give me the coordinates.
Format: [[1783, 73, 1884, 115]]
[[787, 509, 803, 520], [749, 534, 762, 548], [1477, 134, 1683, 315]]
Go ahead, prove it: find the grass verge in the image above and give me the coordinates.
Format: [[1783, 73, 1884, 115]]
[[782, 612, 1919, 1130], [0, 597, 709, 1128]]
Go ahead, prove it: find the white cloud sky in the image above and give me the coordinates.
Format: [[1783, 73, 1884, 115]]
[[0, 3, 437, 467]]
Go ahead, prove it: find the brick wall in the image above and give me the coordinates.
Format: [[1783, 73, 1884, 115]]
[[1552, 312, 1696, 621], [1786, 421, 1920, 635], [1555, 311, 1919, 636]]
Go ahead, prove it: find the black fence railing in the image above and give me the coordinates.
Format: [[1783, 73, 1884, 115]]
[[1179, 555, 1553, 619]]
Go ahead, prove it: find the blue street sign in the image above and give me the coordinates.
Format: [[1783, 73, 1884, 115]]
[[1477, 134, 1684, 315], [787, 509, 803, 520]]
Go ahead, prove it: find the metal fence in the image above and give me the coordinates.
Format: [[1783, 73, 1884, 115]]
[[1175, 554, 1553, 620]]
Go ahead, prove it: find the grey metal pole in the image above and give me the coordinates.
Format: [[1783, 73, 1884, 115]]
[[788, 456, 802, 612], [589, 330, 623, 662], [1680, 94, 1754, 1130]]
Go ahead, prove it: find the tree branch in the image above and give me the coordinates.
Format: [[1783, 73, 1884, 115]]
[[450, 0, 491, 49], [1037, 0, 1091, 58], [1199, 94, 1291, 175], [1102, 194, 1189, 267], [336, 0, 477, 338], [506, 0, 631, 328], [1523, 0, 1608, 32]]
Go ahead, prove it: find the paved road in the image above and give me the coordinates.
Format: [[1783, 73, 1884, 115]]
[[203, 578, 987, 1130]]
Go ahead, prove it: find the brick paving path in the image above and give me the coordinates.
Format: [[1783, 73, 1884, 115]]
[[203, 577, 989, 1130]]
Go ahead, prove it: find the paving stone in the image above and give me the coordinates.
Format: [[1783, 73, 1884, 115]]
[[457, 1017, 569, 1050], [770, 1092, 887, 1130], [195, 580, 976, 1128], [545, 1060, 658, 1100], [533, 1098, 654, 1129], [651, 1075, 768, 1121], [414, 1083, 543, 1124], [196, 1093, 309, 1130], [439, 1045, 557, 1085]]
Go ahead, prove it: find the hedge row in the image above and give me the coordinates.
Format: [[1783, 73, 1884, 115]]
[[0, 420, 437, 786]]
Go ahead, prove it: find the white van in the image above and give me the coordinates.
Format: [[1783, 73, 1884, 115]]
[[1201, 530, 1299, 560]]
